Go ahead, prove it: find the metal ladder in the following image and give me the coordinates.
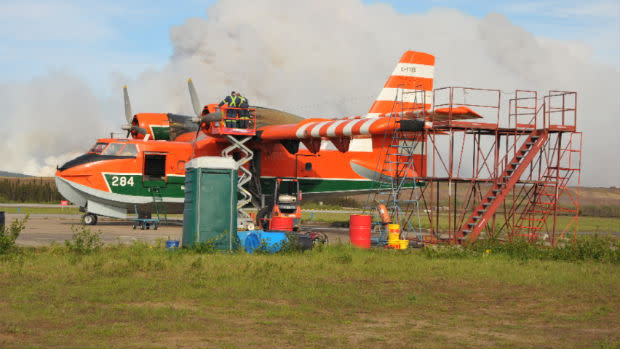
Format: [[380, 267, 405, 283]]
[[149, 186, 167, 225], [365, 86, 424, 243], [221, 135, 255, 229]]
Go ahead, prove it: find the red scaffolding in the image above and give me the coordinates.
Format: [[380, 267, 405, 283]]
[[412, 87, 582, 246]]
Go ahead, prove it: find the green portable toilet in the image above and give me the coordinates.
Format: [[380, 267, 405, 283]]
[[183, 156, 239, 250]]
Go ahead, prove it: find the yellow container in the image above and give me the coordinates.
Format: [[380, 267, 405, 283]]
[[399, 239, 409, 250], [387, 223, 401, 242]]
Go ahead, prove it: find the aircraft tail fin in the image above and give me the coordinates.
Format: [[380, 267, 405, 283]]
[[367, 51, 435, 117]]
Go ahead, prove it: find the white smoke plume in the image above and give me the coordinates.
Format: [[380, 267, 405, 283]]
[[0, 71, 116, 176], [1, 0, 618, 186]]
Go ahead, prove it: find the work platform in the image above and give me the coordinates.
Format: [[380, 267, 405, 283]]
[[203, 106, 258, 230], [368, 87, 581, 246]]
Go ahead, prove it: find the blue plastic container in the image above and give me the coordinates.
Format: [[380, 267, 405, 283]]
[[166, 240, 180, 250], [237, 230, 288, 254]]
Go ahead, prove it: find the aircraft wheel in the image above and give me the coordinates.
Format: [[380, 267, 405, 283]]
[[82, 213, 97, 226]]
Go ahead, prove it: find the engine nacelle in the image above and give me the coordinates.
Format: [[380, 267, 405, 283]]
[[126, 113, 198, 141]]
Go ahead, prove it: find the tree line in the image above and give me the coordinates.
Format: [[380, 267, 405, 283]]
[[0, 178, 63, 203]]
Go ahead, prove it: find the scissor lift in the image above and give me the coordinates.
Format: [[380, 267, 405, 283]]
[[206, 107, 258, 230]]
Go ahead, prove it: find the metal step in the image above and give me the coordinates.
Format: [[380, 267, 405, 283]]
[[523, 217, 545, 221], [517, 225, 542, 230]]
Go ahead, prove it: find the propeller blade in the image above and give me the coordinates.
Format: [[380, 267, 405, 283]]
[[123, 85, 134, 123], [188, 78, 203, 117]]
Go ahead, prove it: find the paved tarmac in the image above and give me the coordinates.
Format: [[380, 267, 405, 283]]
[[5, 213, 350, 247]]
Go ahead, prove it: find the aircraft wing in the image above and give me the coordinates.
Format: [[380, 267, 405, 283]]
[[259, 116, 407, 140], [257, 116, 421, 153], [255, 106, 480, 153]]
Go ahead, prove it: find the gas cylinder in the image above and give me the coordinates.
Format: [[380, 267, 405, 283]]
[[377, 204, 391, 224]]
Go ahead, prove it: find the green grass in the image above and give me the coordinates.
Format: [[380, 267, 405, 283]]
[[0, 206, 81, 215], [0, 243, 618, 348]]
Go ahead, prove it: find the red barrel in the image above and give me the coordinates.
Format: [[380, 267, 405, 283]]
[[270, 216, 294, 231], [349, 214, 371, 248]]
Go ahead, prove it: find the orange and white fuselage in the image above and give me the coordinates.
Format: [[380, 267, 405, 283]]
[[55, 51, 437, 220]]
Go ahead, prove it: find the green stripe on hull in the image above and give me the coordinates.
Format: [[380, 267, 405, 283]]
[[103, 174, 185, 198], [104, 174, 423, 199], [260, 178, 422, 194], [151, 126, 170, 140]]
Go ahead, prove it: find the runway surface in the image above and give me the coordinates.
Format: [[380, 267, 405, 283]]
[[5, 213, 351, 247]]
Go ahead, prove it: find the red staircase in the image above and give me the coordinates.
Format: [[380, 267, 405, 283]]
[[457, 129, 549, 243], [512, 149, 580, 244]]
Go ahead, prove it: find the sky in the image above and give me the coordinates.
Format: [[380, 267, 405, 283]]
[[0, 0, 618, 186]]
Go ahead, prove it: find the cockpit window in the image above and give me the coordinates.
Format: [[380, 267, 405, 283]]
[[89, 142, 108, 154], [118, 144, 138, 157], [102, 143, 125, 156]]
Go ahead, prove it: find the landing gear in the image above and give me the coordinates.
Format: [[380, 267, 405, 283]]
[[82, 213, 98, 225]]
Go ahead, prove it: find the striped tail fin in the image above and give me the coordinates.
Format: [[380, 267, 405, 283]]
[[366, 51, 435, 117]]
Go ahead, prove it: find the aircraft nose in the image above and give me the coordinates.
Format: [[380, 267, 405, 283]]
[[57, 153, 99, 171]]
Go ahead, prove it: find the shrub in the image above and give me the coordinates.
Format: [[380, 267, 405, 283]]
[[0, 215, 28, 254], [64, 225, 103, 254], [192, 240, 218, 254], [422, 235, 620, 264], [579, 205, 620, 218]]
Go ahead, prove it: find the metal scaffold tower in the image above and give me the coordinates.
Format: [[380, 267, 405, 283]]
[[365, 86, 426, 244], [418, 87, 581, 246]]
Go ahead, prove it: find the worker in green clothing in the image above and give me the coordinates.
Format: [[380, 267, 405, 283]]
[[219, 91, 241, 128], [236, 92, 250, 128]]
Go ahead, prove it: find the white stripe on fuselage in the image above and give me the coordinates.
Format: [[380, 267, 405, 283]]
[[375, 88, 433, 105]]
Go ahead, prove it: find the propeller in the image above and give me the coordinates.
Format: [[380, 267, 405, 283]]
[[187, 78, 205, 158], [121, 85, 148, 137], [187, 78, 225, 126], [187, 78, 304, 128], [123, 85, 133, 123], [188, 78, 203, 119]]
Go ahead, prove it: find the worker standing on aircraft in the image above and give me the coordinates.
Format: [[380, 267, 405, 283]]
[[219, 91, 240, 128], [237, 92, 250, 128]]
